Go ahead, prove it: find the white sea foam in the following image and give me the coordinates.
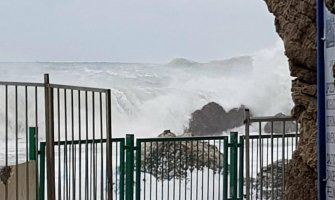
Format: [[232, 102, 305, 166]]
[[0, 41, 292, 138]]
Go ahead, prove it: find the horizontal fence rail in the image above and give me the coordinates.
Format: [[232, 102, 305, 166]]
[[244, 109, 299, 200]]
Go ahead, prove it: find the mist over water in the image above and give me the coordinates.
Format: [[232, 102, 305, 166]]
[[0, 42, 292, 138]]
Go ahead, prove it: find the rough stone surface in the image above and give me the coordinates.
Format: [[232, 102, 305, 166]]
[[140, 130, 224, 180], [253, 160, 287, 200], [186, 102, 246, 136], [0, 166, 12, 185], [263, 0, 317, 199], [263, 113, 297, 134]]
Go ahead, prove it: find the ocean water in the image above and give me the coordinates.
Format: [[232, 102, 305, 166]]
[[0, 43, 292, 138]]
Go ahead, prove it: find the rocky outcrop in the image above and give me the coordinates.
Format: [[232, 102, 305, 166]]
[[263, 113, 297, 133], [253, 160, 287, 200], [140, 130, 224, 180], [263, 0, 317, 199], [186, 102, 246, 136]]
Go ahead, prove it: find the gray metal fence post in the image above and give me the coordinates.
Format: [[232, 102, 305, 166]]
[[44, 74, 55, 200]]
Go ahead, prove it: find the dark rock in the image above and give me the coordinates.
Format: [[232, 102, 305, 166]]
[[263, 113, 297, 133], [186, 102, 246, 136], [140, 130, 224, 180], [252, 160, 287, 200], [0, 166, 12, 185]]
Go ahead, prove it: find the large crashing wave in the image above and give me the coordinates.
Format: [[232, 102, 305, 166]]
[[0, 42, 292, 137]]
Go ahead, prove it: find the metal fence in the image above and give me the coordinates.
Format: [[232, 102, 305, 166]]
[[0, 81, 44, 200], [244, 109, 299, 200], [0, 74, 113, 200], [38, 137, 125, 200]]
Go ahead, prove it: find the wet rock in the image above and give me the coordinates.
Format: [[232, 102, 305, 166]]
[[263, 113, 297, 133], [186, 102, 246, 136], [140, 130, 224, 180]]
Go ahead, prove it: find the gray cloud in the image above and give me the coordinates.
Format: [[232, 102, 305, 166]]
[[0, 0, 278, 62]]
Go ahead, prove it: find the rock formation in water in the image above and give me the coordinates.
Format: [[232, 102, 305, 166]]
[[186, 102, 246, 136], [263, 0, 317, 199], [140, 130, 223, 180], [263, 113, 297, 133]]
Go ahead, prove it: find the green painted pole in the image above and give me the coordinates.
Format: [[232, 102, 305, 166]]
[[125, 134, 134, 200], [239, 136, 244, 199], [223, 137, 229, 200], [120, 139, 125, 200], [39, 142, 46, 200], [135, 140, 141, 200], [29, 127, 36, 160], [230, 132, 238, 199]]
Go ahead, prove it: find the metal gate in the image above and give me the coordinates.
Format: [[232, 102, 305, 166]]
[[0, 74, 113, 200]]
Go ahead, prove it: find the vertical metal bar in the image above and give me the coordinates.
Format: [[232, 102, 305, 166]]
[[106, 89, 113, 200], [78, 90, 82, 200], [173, 141, 176, 200], [92, 92, 97, 199], [125, 134, 134, 200], [244, 109, 250, 200], [136, 139, 141, 200], [185, 140, 188, 200], [71, 89, 76, 200], [229, 132, 238, 199], [99, 92, 104, 200], [144, 142, 147, 200], [57, 88, 61, 200], [258, 122, 263, 200], [15, 85, 18, 200], [282, 121, 286, 200], [271, 121, 274, 200], [85, 90, 89, 200], [44, 74, 55, 200], [196, 140, 199, 200], [119, 139, 125, 200], [29, 127, 36, 160], [35, 86, 39, 200], [162, 141, 165, 200], [64, 89, 69, 200], [316, 0, 327, 199], [223, 137, 228, 200], [39, 142, 46, 200], [239, 136, 244, 199], [5, 85, 8, 200], [25, 86, 29, 200], [218, 140, 221, 200]]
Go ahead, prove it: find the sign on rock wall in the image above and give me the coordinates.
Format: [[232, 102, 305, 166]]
[[324, 6, 335, 200]]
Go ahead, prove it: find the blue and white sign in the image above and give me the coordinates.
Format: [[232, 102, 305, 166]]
[[324, 5, 335, 200]]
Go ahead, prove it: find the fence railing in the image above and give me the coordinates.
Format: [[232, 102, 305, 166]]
[[244, 109, 299, 200], [38, 137, 124, 200], [39, 133, 244, 200]]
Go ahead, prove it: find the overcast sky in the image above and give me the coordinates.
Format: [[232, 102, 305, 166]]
[[0, 0, 279, 63]]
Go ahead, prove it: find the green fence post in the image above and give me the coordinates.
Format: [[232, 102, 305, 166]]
[[39, 142, 46, 200], [239, 136, 244, 199], [120, 139, 125, 200], [223, 137, 229, 200], [125, 134, 134, 200], [135, 139, 141, 200], [230, 132, 238, 200], [29, 127, 36, 160]]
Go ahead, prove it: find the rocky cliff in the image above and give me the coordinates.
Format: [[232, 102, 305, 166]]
[[263, 0, 317, 199]]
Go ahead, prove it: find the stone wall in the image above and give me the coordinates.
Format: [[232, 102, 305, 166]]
[[263, 0, 317, 199]]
